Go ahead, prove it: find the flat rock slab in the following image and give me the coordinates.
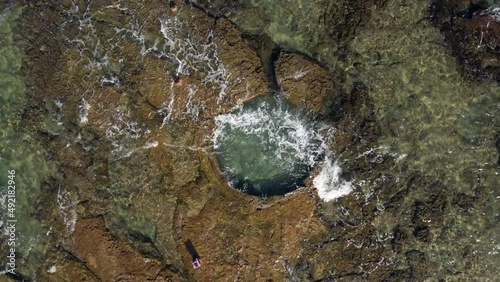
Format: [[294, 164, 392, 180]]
[[73, 217, 164, 281]]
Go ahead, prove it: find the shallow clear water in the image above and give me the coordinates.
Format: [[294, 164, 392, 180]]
[[0, 4, 56, 277], [350, 0, 500, 278]]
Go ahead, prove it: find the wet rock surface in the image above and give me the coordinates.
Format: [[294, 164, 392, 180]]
[[11, 1, 327, 281], [4, 0, 498, 281], [275, 52, 335, 112], [430, 1, 500, 81], [192, 0, 389, 60]]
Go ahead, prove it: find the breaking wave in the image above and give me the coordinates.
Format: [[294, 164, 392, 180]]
[[313, 157, 353, 201]]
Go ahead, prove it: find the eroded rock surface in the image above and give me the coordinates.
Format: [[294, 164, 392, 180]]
[[9, 0, 498, 281], [72, 217, 163, 281], [430, 1, 500, 80], [275, 52, 335, 112], [14, 1, 332, 281]]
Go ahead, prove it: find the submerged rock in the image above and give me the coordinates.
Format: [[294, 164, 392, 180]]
[[192, 0, 388, 63], [430, 1, 500, 80], [456, 87, 500, 146]]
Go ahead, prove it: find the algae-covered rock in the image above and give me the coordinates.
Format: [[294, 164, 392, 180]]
[[193, 0, 387, 56], [430, 0, 500, 80], [456, 87, 500, 146]]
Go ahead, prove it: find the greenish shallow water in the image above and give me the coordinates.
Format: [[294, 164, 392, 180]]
[[348, 0, 500, 278], [0, 4, 56, 277]]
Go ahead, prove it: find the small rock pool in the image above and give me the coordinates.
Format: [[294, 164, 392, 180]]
[[213, 95, 324, 196]]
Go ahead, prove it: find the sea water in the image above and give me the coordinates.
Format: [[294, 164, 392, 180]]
[[213, 95, 352, 198]]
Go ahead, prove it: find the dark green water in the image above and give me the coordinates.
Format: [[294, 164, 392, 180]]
[[213, 95, 324, 196]]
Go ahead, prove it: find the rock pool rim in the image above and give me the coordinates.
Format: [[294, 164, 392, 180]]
[[213, 94, 324, 197]]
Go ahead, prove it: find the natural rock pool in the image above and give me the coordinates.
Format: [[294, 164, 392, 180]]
[[213, 95, 324, 196], [1, 0, 499, 281]]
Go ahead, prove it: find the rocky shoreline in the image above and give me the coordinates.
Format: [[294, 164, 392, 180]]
[[1, 0, 498, 281]]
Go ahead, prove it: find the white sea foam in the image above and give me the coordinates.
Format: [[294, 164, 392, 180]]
[[214, 97, 353, 199], [159, 14, 230, 87], [280, 69, 308, 81], [61, 1, 231, 127], [158, 85, 176, 125], [114, 140, 159, 159], [213, 98, 324, 168], [78, 98, 90, 124], [52, 99, 65, 127], [184, 85, 203, 119], [483, 4, 500, 22], [103, 107, 142, 141], [313, 157, 353, 201], [62, 1, 113, 74], [88, 105, 147, 159], [57, 187, 78, 233], [0, 7, 10, 24], [101, 75, 121, 87], [54, 99, 63, 109], [149, 9, 232, 124], [47, 265, 57, 273], [144, 140, 159, 148], [158, 9, 231, 114]]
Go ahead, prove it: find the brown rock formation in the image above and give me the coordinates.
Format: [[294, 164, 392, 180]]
[[275, 52, 335, 112], [430, 1, 500, 80], [73, 217, 164, 281], [16, 1, 332, 281], [16, 0, 490, 281], [175, 186, 326, 281]]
